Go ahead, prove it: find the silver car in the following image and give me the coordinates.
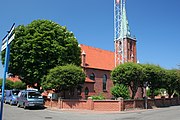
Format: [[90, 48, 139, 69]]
[[17, 90, 44, 109]]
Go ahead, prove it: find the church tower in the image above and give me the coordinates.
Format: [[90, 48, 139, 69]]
[[114, 0, 137, 66]]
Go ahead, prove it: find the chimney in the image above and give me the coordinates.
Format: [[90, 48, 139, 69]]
[[81, 50, 86, 67]]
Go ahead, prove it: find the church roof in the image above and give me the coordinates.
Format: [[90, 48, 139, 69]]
[[80, 44, 115, 71], [7, 76, 21, 82]]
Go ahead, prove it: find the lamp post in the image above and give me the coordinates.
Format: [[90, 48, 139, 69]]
[[144, 82, 148, 109]]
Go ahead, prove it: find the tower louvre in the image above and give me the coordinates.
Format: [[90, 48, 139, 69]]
[[114, 0, 137, 66]]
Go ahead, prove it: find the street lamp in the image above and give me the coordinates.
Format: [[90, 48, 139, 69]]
[[144, 82, 148, 109]]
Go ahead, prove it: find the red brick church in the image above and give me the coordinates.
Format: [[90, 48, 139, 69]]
[[72, 0, 143, 99], [78, 42, 142, 99]]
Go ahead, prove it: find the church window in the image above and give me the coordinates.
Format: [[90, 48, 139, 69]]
[[89, 73, 95, 80], [103, 74, 107, 91], [85, 87, 89, 95]]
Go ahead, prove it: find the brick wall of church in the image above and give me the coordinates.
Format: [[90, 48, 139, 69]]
[[84, 68, 114, 99]]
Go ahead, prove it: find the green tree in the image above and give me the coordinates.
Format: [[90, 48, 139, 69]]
[[1, 19, 81, 87], [13, 81, 26, 90], [0, 79, 14, 90], [142, 64, 165, 99], [163, 70, 179, 98], [111, 62, 143, 99], [41, 64, 85, 98], [174, 70, 180, 96], [111, 84, 130, 99]]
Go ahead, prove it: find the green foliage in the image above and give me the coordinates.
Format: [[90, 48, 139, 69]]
[[147, 89, 159, 97], [41, 64, 85, 92], [175, 70, 180, 95], [111, 63, 180, 99], [111, 84, 130, 99], [141, 64, 165, 98], [111, 62, 143, 99], [13, 81, 26, 89], [147, 88, 166, 97], [5, 80, 14, 89], [1, 19, 81, 86], [146, 89, 151, 97], [163, 69, 179, 98], [0, 79, 26, 90], [91, 94, 105, 100], [0, 79, 14, 89]]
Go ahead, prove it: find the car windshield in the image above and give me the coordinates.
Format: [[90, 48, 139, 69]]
[[28, 92, 43, 99], [12, 91, 20, 96]]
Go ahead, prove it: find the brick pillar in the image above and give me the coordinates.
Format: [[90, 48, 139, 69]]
[[118, 97, 124, 111], [50, 99, 52, 108], [58, 97, 63, 109], [133, 99, 136, 109], [87, 97, 94, 110]]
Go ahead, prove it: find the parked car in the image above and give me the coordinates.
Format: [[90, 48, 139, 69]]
[[0, 92, 2, 101], [17, 90, 44, 109], [4, 89, 20, 105]]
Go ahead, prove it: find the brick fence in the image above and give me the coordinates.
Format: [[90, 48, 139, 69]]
[[45, 97, 180, 111]]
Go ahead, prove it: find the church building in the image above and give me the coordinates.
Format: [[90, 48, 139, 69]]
[[68, 0, 142, 99]]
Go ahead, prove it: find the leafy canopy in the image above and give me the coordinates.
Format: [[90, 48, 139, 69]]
[[1, 19, 81, 86], [41, 64, 85, 91], [141, 64, 165, 98], [163, 69, 179, 98], [111, 62, 143, 99], [0, 79, 26, 90]]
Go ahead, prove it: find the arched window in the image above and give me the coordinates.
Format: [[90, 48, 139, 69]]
[[89, 73, 95, 80], [103, 74, 107, 91]]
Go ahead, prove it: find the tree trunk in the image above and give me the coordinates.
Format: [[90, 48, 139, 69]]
[[130, 86, 137, 99], [150, 89, 155, 99], [168, 89, 173, 98]]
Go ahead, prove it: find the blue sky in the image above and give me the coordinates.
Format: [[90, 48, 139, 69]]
[[0, 0, 180, 78]]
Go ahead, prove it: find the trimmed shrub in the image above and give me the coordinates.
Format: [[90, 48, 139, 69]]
[[111, 84, 130, 99]]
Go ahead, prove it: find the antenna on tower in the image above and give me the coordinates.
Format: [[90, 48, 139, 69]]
[[114, 0, 124, 66], [114, 0, 137, 66]]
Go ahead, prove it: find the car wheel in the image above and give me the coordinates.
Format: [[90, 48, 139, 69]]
[[23, 103, 27, 109], [17, 102, 20, 108], [10, 101, 13, 106]]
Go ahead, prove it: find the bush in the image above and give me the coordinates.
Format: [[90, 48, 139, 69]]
[[111, 84, 130, 99], [91, 94, 105, 100], [41, 64, 85, 91], [5, 80, 14, 89], [146, 88, 166, 97], [0, 79, 26, 90], [13, 81, 26, 89]]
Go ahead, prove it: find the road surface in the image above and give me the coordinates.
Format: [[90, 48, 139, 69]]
[[2, 104, 180, 120]]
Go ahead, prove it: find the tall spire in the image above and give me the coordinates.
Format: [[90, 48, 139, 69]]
[[120, 0, 131, 39]]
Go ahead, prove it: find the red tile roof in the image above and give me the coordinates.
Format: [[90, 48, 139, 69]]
[[80, 44, 115, 71], [7, 76, 21, 82]]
